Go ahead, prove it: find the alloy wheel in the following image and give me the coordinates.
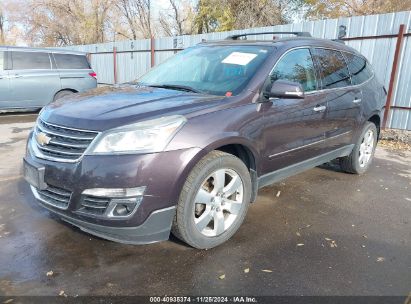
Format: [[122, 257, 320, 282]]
[[193, 168, 244, 237], [359, 129, 375, 168]]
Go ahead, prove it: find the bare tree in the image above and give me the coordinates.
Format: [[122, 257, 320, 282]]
[[304, 0, 411, 19], [195, 0, 286, 33], [226, 0, 286, 29], [115, 0, 152, 39], [159, 0, 195, 36], [0, 8, 5, 44], [0, 1, 22, 45], [2, 0, 409, 47], [18, 0, 114, 46]]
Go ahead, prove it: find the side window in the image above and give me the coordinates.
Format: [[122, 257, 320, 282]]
[[270, 48, 317, 92], [0, 51, 4, 71], [312, 48, 351, 89], [53, 54, 91, 69], [343, 53, 373, 85], [11, 51, 51, 70]]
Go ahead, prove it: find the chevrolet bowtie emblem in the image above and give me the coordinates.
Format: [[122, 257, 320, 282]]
[[36, 132, 51, 146]]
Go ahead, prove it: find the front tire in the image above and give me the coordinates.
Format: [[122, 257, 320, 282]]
[[340, 122, 378, 174], [172, 151, 252, 249]]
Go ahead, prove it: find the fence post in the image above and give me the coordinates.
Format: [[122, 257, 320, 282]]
[[113, 47, 117, 84], [151, 36, 155, 67], [383, 24, 405, 129]]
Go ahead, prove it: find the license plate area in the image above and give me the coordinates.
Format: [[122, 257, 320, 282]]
[[23, 158, 47, 190]]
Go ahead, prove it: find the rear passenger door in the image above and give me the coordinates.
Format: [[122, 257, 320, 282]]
[[9, 51, 61, 108], [311, 48, 361, 152], [344, 52, 375, 123], [53, 53, 96, 93], [0, 50, 12, 109]]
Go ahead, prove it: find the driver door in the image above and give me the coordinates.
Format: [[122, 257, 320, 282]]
[[260, 48, 329, 174]]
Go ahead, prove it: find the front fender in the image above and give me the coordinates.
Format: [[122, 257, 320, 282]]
[[168, 134, 261, 205], [202, 134, 260, 162]]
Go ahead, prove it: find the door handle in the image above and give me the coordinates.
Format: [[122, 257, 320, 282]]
[[353, 98, 362, 103], [313, 105, 326, 112], [13, 74, 23, 78]]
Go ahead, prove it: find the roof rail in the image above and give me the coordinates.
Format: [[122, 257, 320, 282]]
[[331, 39, 346, 44], [226, 31, 312, 40]]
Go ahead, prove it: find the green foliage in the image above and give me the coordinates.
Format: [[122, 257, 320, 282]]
[[195, 0, 229, 33], [195, 0, 286, 34]]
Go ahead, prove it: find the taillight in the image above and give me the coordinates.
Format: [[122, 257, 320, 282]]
[[89, 72, 97, 79]]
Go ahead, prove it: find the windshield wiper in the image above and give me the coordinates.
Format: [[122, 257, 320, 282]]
[[146, 84, 202, 93]]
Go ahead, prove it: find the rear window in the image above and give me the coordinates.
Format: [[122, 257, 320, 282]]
[[54, 53, 90, 69], [312, 48, 351, 89], [11, 51, 51, 70], [343, 53, 373, 85], [0, 52, 4, 71]]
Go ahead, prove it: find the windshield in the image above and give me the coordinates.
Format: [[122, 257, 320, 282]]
[[138, 45, 272, 96]]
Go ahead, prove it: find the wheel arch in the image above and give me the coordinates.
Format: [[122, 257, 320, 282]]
[[213, 142, 259, 203], [53, 88, 78, 101], [367, 112, 381, 139], [202, 136, 260, 171], [172, 137, 260, 204]]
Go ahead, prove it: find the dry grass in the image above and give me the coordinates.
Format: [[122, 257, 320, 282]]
[[378, 139, 411, 151], [379, 129, 411, 151]]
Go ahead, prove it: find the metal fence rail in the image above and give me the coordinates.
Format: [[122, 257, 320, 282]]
[[64, 11, 411, 130]]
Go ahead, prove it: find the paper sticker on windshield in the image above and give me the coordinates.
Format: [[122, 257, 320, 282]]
[[222, 52, 257, 66]]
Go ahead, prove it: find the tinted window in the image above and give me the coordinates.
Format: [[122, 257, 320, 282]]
[[0, 52, 4, 71], [270, 48, 317, 92], [344, 53, 373, 85], [11, 51, 51, 70], [313, 48, 351, 89], [54, 53, 91, 69]]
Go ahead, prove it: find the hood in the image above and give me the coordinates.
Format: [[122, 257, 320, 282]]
[[41, 85, 224, 131]]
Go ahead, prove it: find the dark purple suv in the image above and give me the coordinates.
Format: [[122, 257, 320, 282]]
[[24, 32, 385, 248]]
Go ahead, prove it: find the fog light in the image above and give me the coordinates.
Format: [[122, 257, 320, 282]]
[[113, 204, 130, 216], [82, 187, 145, 218], [107, 197, 142, 218]]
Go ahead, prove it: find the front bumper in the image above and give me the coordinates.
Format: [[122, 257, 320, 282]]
[[32, 184, 175, 244], [25, 133, 202, 244]]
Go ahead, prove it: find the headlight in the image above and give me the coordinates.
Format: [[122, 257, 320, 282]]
[[88, 115, 186, 154]]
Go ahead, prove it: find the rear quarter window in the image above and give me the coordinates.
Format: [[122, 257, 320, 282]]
[[343, 53, 373, 85], [11, 51, 51, 70], [54, 54, 90, 69], [312, 48, 351, 89]]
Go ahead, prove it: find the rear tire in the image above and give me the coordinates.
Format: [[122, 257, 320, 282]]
[[172, 150, 252, 249], [53, 90, 74, 102], [340, 122, 378, 174]]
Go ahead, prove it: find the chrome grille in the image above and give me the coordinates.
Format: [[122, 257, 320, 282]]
[[34, 119, 98, 162], [36, 185, 72, 209], [79, 196, 110, 216]]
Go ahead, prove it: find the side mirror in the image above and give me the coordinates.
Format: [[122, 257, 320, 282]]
[[266, 79, 305, 100]]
